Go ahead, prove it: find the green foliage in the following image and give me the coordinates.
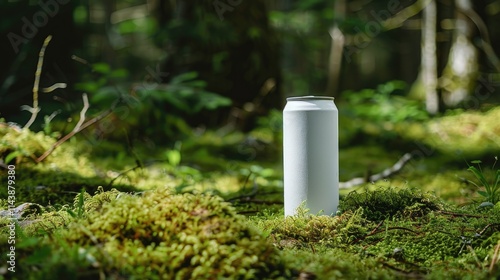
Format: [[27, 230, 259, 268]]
[[345, 80, 429, 123], [135, 71, 231, 114], [81, 65, 231, 140], [467, 158, 500, 206]]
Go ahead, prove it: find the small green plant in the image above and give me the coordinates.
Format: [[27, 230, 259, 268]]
[[467, 157, 500, 206]]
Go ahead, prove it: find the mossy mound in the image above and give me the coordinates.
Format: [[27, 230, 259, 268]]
[[62, 188, 289, 279], [340, 187, 442, 221], [254, 188, 500, 279], [397, 107, 500, 157]]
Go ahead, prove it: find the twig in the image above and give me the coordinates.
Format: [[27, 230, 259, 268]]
[[351, 225, 419, 245], [42, 83, 67, 93], [309, 243, 316, 254], [351, 221, 384, 244], [340, 153, 413, 189], [228, 176, 259, 202], [73, 93, 89, 132], [490, 241, 500, 273], [35, 99, 119, 163], [106, 165, 142, 188], [107, 133, 143, 188], [24, 35, 52, 129]]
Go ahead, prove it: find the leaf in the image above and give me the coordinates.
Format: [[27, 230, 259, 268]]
[[471, 160, 482, 164], [479, 202, 494, 208], [494, 170, 500, 189], [166, 149, 181, 167], [92, 63, 111, 74], [468, 166, 490, 189], [170, 72, 198, 84], [5, 150, 23, 164], [110, 68, 129, 78], [477, 190, 489, 198]]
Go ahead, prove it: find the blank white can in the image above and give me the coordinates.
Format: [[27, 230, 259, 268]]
[[283, 96, 339, 216]]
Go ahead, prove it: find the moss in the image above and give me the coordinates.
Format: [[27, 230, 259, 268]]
[[395, 107, 500, 157], [251, 188, 500, 279], [61, 188, 289, 279], [339, 187, 441, 221], [280, 247, 397, 279], [0, 126, 142, 207]]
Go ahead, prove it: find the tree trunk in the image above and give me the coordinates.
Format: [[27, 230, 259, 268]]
[[326, 0, 345, 98], [421, 0, 439, 114], [440, 0, 478, 107]]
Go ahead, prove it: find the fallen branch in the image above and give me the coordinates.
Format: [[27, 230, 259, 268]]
[[339, 153, 413, 189]]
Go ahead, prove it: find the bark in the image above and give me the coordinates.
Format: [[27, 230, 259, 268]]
[[441, 0, 479, 106], [326, 0, 345, 98], [421, 0, 439, 114]]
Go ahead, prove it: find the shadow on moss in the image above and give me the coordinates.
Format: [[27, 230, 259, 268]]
[[0, 167, 140, 207]]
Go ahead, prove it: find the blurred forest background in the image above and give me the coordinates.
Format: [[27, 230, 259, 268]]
[[1, 0, 500, 151], [3, 2, 500, 278]]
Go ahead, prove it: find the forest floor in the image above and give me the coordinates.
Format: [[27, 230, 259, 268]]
[[1, 105, 500, 279]]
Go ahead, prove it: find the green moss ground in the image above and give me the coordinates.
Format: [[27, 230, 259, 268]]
[[1, 107, 500, 279]]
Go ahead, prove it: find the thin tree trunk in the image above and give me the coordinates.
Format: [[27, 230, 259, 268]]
[[441, 0, 478, 106], [326, 0, 345, 98], [422, 0, 439, 114]]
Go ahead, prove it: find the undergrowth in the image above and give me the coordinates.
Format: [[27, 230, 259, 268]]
[[251, 188, 500, 279]]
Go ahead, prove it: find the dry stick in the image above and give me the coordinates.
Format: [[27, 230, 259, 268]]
[[35, 102, 116, 163], [490, 241, 500, 272], [24, 35, 52, 129], [42, 82, 67, 93], [73, 93, 89, 132], [340, 153, 413, 189]]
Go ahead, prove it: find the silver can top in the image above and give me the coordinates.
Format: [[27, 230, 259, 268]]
[[287, 96, 334, 101]]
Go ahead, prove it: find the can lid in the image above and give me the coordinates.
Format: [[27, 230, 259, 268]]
[[287, 96, 334, 101]]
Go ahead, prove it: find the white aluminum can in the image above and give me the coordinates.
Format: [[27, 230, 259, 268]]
[[283, 96, 338, 216]]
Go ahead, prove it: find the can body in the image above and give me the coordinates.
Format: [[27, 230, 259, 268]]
[[283, 96, 338, 216]]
